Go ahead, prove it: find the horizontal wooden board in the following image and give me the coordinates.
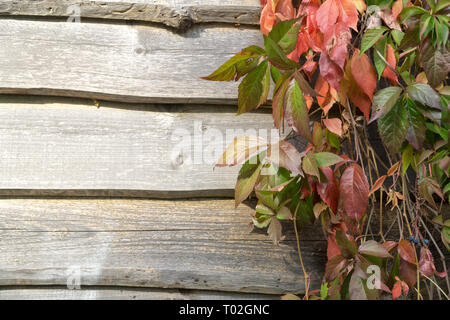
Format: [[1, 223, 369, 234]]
[[0, 1, 261, 29], [0, 286, 278, 300], [0, 19, 263, 104], [0, 96, 283, 197], [0, 198, 326, 294]]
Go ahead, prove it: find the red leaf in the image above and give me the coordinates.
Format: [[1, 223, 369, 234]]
[[316, 0, 340, 34], [392, 281, 402, 300], [327, 233, 341, 259], [369, 175, 387, 195], [381, 241, 398, 252], [382, 44, 399, 84], [323, 118, 343, 136], [316, 0, 358, 33], [350, 49, 377, 101], [339, 163, 370, 221], [419, 247, 447, 278], [317, 167, 339, 214], [319, 52, 344, 90], [398, 240, 416, 264]]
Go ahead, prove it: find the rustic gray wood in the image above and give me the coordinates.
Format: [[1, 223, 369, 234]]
[[0, 96, 280, 197], [0, 286, 278, 300], [0, 198, 326, 294], [0, 19, 263, 104], [0, 1, 261, 29]]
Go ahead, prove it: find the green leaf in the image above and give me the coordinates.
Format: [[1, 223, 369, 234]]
[[399, 28, 420, 50], [419, 13, 434, 39], [268, 18, 302, 54], [369, 86, 403, 123], [237, 60, 271, 115], [272, 73, 292, 129], [405, 99, 426, 150], [400, 6, 429, 23], [320, 283, 329, 300], [374, 35, 388, 79], [402, 144, 413, 175], [391, 29, 405, 46], [361, 27, 388, 55], [264, 36, 300, 70], [421, 40, 450, 88], [378, 100, 409, 155], [302, 151, 320, 180], [435, 0, 450, 13], [326, 130, 341, 149], [235, 155, 263, 207], [284, 80, 312, 142], [202, 46, 265, 81], [314, 152, 344, 167], [270, 65, 282, 84], [406, 83, 442, 110], [335, 229, 357, 259]]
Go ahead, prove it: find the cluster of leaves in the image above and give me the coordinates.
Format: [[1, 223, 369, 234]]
[[203, 0, 449, 300]]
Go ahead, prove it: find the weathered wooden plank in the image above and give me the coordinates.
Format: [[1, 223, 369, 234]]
[[0, 198, 326, 294], [0, 1, 261, 29], [0, 19, 263, 104], [0, 286, 278, 300], [0, 96, 282, 197]]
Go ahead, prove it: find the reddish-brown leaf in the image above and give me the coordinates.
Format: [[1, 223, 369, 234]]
[[267, 140, 303, 176], [350, 49, 377, 101], [325, 254, 349, 281], [339, 163, 370, 221], [398, 239, 416, 264], [382, 44, 399, 84], [369, 175, 387, 195], [317, 166, 339, 214], [323, 118, 343, 136], [387, 161, 400, 176], [381, 241, 398, 252], [399, 258, 417, 288]]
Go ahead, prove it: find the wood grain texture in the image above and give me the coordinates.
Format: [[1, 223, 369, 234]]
[[0, 286, 278, 300], [0, 198, 326, 294], [0, 18, 263, 104], [0, 96, 282, 197], [0, 1, 261, 29]]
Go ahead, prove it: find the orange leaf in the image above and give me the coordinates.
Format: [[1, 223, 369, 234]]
[[392, 0, 403, 21], [387, 161, 400, 176], [323, 118, 343, 136], [398, 240, 416, 264], [382, 44, 399, 84], [369, 175, 387, 195]]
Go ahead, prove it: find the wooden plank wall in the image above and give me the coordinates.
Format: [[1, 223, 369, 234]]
[[0, 0, 330, 299]]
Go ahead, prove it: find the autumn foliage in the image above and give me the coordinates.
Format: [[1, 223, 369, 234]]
[[203, 0, 449, 300]]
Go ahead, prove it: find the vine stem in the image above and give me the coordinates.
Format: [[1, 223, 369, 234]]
[[294, 202, 310, 299]]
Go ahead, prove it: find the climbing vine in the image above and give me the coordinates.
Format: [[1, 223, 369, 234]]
[[203, 0, 449, 300]]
